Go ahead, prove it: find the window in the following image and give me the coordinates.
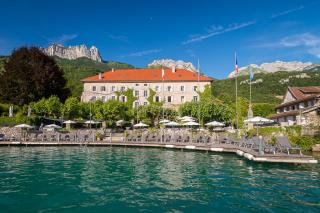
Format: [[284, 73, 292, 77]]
[[92, 86, 96, 91], [120, 86, 126, 91], [155, 96, 160, 102], [120, 96, 126, 102], [167, 96, 172, 103], [135, 90, 139, 97], [111, 96, 116, 100], [167, 86, 172, 92], [111, 86, 115, 92], [304, 102, 308, 107], [193, 86, 198, 91], [100, 86, 106, 92], [135, 83, 139, 86], [102, 96, 106, 102], [134, 102, 139, 108], [144, 84, 148, 86], [193, 96, 198, 102], [144, 102, 148, 106], [91, 96, 96, 101], [143, 90, 148, 97], [180, 85, 185, 92], [155, 86, 160, 92], [181, 96, 185, 103]]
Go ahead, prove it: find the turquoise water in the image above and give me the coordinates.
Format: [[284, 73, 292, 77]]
[[0, 147, 319, 213]]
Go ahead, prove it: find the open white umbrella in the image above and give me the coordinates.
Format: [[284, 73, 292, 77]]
[[85, 120, 100, 124], [63, 120, 76, 124], [183, 121, 200, 126], [164, 121, 180, 127], [244, 116, 273, 136], [181, 118, 195, 123], [133, 122, 149, 128], [159, 119, 171, 124], [44, 124, 62, 129], [14, 124, 33, 128], [205, 121, 225, 127], [244, 116, 273, 124]]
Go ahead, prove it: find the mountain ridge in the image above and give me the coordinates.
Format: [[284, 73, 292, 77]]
[[41, 44, 102, 62], [228, 61, 314, 78]]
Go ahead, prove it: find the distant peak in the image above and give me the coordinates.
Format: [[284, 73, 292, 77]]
[[41, 44, 102, 62], [228, 60, 313, 78], [148, 59, 197, 72]]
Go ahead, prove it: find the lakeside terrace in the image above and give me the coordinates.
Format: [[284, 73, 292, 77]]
[[0, 129, 317, 164]]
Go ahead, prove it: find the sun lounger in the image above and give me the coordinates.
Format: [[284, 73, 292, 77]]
[[275, 136, 302, 155], [251, 137, 276, 154]]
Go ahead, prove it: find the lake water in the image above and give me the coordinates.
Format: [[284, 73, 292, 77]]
[[0, 147, 319, 212]]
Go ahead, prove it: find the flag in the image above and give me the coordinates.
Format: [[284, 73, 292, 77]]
[[250, 66, 254, 80], [161, 68, 165, 79], [235, 52, 238, 75]]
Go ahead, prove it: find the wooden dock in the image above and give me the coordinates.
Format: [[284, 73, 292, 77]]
[[0, 140, 318, 164]]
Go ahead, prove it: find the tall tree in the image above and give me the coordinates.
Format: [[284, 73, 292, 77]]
[[0, 47, 70, 105]]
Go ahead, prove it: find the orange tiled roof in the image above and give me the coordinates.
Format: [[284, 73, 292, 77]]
[[81, 68, 214, 82]]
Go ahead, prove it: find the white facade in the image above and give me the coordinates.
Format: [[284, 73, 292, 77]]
[[81, 81, 211, 108]]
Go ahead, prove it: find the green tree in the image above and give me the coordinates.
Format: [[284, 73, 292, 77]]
[[0, 47, 70, 105], [31, 98, 47, 116], [137, 104, 161, 126], [46, 96, 62, 118], [253, 103, 276, 117], [62, 97, 80, 119]]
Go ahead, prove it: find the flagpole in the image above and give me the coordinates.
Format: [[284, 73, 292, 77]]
[[249, 66, 252, 108], [235, 52, 238, 131], [197, 59, 200, 126], [161, 67, 164, 143]]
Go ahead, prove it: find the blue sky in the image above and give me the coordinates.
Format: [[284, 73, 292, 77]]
[[1, 0, 320, 79]]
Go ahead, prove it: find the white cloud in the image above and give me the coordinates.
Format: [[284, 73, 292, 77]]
[[271, 6, 305, 18], [254, 33, 320, 58], [183, 20, 256, 44], [279, 33, 320, 47], [44, 34, 78, 45], [123, 48, 162, 57]]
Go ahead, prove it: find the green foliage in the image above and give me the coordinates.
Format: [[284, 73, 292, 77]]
[[232, 97, 249, 128], [199, 84, 212, 101], [97, 100, 130, 126], [147, 88, 157, 105], [62, 97, 80, 119], [0, 114, 38, 127], [30, 98, 47, 116], [0, 47, 70, 105], [137, 105, 162, 126], [121, 88, 138, 108], [212, 70, 320, 104], [289, 135, 320, 151], [253, 103, 276, 117], [247, 126, 282, 137], [179, 99, 233, 126], [45, 96, 62, 118]]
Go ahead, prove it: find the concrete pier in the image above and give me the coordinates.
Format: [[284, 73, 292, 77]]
[[0, 140, 317, 164]]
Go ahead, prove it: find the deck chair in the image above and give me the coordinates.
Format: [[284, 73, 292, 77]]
[[275, 136, 302, 155]]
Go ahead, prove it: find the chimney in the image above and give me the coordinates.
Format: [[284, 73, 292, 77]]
[[98, 72, 102, 80], [171, 66, 176, 73]]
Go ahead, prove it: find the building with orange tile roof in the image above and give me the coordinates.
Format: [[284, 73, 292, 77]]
[[81, 68, 214, 108]]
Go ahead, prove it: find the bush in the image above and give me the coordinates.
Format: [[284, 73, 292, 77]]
[[289, 135, 320, 151]]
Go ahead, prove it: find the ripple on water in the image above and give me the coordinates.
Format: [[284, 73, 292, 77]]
[[0, 146, 319, 213]]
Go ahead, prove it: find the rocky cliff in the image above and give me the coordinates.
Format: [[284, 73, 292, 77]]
[[228, 61, 313, 78], [148, 59, 197, 72], [41, 44, 102, 62]]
